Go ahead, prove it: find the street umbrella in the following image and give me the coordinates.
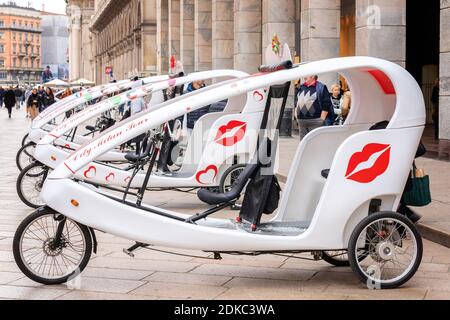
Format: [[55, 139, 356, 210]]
[[70, 78, 95, 87]]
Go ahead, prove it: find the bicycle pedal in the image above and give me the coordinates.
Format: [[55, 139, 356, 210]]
[[123, 248, 136, 258]]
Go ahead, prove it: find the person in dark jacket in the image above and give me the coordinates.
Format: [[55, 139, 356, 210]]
[[4, 86, 16, 118], [0, 86, 5, 108], [14, 86, 23, 109], [295, 75, 334, 140], [185, 80, 210, 129], [431, 78, 440, 140], [27, 88, 42, 120]]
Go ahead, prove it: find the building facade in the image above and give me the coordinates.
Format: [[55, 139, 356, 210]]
[[0, 4, 42, 86], [41, 12, 69, 80], [67, 0, 450, 140]]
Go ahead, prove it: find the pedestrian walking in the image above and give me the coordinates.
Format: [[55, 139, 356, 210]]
[[4, 86, 16, 119], [27, 88, 41, 120], [24, 87, 33, 118], [431, 78, 440, 140], [294, 75, 334, 140], [14, 86, 23, 110], [0, 86, 5, 108]]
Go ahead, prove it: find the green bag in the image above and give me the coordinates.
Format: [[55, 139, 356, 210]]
[[402, 165, 432, 207]]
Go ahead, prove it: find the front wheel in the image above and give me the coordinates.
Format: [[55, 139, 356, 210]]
[[348, 212, 423, 289], [17, 162, 51, 209], [13, 208, 92, 285]]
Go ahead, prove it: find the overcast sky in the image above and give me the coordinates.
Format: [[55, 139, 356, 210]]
[[1, 0, 67, 15]]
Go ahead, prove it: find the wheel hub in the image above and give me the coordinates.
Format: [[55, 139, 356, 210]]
[[43, 238, 64, 257], [376, 242, 395, 261]]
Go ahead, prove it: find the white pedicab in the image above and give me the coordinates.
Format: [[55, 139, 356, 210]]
[[14, 56, 425, 289], [16, 75, 169, 171], [18, 69, 251, 208]]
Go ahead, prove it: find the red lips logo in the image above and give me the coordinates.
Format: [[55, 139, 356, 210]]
[[214, 120, 247, 147], [196, 165, 218, 185], [253, 91, 264, 102], [83, 166, 97, 179], [346, 143, 391, 183], [124, 176, 131, 184], [106, 173, 115, 182]]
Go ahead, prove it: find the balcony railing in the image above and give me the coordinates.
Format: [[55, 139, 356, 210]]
[[0, 25, 42, 33]]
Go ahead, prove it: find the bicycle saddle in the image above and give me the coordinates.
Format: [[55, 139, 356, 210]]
[[197, 163, 259, 205]]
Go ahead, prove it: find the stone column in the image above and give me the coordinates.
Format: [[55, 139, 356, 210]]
[[440, 1, 450, 140], [69, 14, 81, 81], [234, 0, 262, 73], [261, 0, 296, 62], [301, 0, 340, 86], [262, 0, 296, 136], [355, 0, 406, 66], [194, 0, 212, 71], [212, 0, 234, 69], [157, 0, 169, 74], [168, 0, 181, 59], [180, 0, 195, 73]]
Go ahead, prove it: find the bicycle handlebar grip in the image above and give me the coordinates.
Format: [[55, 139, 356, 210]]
[[258, 60, 293, 73]]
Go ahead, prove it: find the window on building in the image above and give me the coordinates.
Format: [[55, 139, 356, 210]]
[[31, 34, 34, 42], [0, 32, 4, 40], [0, 21, 4, 27], [13, 58, 16, 67], [0, 72, 7, 79], [13, 44, 16, 54], [0, 59, 4, 67], [0, 45, 4, 53], [12, 20, 16, 27], [13, 32, 16, 40], [30, 45, 34, 54]]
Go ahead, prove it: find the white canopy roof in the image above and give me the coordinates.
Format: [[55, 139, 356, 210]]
[[43, 79, 70, 87], [71, 78, 95, 86]]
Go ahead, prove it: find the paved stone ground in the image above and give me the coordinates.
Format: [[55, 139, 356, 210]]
[[0, 110, 449, 300]]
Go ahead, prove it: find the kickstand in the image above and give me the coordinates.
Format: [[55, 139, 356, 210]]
[[123, 243, 148, 258]]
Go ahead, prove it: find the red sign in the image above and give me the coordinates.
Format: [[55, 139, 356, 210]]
[[105, 66, 113, 75]]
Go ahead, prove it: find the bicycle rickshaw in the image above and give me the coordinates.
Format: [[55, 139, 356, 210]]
[[13, 56, 425, 289]]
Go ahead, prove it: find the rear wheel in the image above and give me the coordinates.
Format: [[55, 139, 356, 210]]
[[219, 164, 246, 193], [13, 208, 92, 285], [348, 212, 423, 289], [16, 142, 36, 172], [322, 251, 351, 267], [17, 162, 51, 209]]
